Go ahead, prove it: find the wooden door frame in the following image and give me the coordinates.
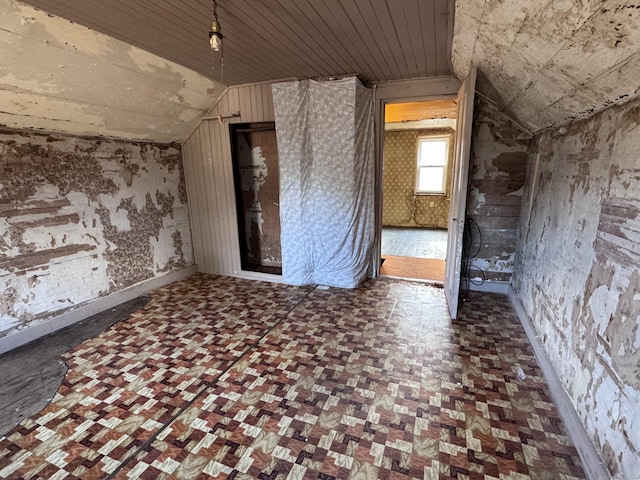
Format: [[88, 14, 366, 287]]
[[371, 78, 460, 278]]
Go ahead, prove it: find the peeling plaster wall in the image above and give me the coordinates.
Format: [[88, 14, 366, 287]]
[[465, 99, 530, 287], [0, 0, 225, 143], [383, 129, 453, 229], [453, 0, 640, 134], [512, 97, 640, 478], [0, 127, 193, 339]]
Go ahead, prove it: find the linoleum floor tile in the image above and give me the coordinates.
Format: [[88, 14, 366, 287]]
[[0, 275, 585, 480]]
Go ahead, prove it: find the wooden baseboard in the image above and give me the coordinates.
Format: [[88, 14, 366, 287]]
[[0, 266, 197, 355], [507, 286, 609, 480]]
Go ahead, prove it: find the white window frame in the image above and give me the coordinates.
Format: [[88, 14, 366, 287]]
[[415, 135, 450, 195]]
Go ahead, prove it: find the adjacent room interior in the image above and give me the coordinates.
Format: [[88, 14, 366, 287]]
[[1, 1, 638, 479], [380, 99, 456, 283]]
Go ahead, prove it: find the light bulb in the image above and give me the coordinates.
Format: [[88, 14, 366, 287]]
[[210, 34, 221, 51]]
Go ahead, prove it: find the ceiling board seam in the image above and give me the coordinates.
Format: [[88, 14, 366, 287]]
[[270, 0, 345, 73], [282, 0, 358, 71], [446, 0, 454, 75], [312, 0, 377, 80], [341, 0, 394, 80], [377, 0, 412, 78], [364, 0, 404, 77], [230, 1, 327, 77]]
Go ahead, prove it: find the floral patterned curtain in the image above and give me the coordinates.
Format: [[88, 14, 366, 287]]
[[271, 77, 375, 288]]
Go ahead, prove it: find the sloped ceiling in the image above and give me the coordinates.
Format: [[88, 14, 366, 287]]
[[453, 0, 640, 134], [20, 0, 454, 85], [0, 0, 225, 142], [4, 0, 640, 140]]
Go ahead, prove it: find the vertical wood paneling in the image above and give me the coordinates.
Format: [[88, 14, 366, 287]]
[[181, 139, 203, 268], [229, 88, 241, 114], [434, 0, 451, 76], [182, 81, 276, 276], [214, 119, 232, 273], [189, 129, 210, 270], [216, 95, 228, 118], [219, 121, 241, 273], [200, 123, 218, 272], [239, 88, 251, 124]]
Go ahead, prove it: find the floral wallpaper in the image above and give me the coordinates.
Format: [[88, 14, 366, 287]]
[[382, 129, 453, 228]]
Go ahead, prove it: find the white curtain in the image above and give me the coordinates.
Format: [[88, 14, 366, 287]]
[[271, 77, 375, 288]]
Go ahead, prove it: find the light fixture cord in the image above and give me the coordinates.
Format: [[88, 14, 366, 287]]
[[212, 0, 223, 84], [220, 37, 224, 84]]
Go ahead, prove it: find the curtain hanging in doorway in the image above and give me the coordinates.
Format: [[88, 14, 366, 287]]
[[271, 77, 375, 288]]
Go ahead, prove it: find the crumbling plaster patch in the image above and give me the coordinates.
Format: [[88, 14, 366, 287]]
[[0, 0, 225, 143], [0, 127, 193, 338], [512, 95, 640, 478], [453, 0, 640, 134], [465, 98, 530, 285]]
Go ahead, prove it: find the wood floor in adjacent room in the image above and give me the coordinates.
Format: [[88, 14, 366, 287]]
[[380, 228, 447, 283], [0, 274, 585, 479]]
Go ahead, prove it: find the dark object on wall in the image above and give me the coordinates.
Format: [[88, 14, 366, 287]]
[[230, 122, 282, 274]]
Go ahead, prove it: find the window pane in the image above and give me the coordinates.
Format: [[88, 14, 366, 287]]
[[418, 139, 447, 166], [418, 166, 444, 192]]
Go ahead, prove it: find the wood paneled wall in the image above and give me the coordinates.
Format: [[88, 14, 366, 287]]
[[464, 97, 531, 290], [182, 82, 276, 278]]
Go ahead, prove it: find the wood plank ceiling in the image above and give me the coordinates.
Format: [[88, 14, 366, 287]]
[[20, 0, 454, 86], [11, 0, 640, 136]]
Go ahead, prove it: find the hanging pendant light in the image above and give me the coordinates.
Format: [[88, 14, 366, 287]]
[[209, 0, 223, 52], [209, 0, 222, 52], [208, 0, 224, 82]]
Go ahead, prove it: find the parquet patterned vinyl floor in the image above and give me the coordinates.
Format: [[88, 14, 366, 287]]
[[0, 274, 585, 480]]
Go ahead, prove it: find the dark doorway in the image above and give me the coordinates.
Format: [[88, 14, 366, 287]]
[[231, 122, 282, 275]]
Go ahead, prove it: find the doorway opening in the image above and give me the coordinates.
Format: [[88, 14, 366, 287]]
[[230, 122, 282, 275], [380, 99, 457, 283]]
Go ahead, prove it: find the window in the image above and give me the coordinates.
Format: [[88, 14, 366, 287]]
[[415, 136, 449, 194]]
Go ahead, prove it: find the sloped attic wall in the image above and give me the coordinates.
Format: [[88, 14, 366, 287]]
[[0, 127, 193, 350], [465, 98, 531, 290], [0, 0, 224, 143], [512, 97, 640, 477], [453, 0, 640, 134]]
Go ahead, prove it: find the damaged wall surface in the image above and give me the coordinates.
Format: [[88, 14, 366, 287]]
[[0, 127, 193, 340], [465, 98, 530, 289], [453, 0, 640, 134], [0, 0, 224, 143], [512, 97, 640, 478]]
